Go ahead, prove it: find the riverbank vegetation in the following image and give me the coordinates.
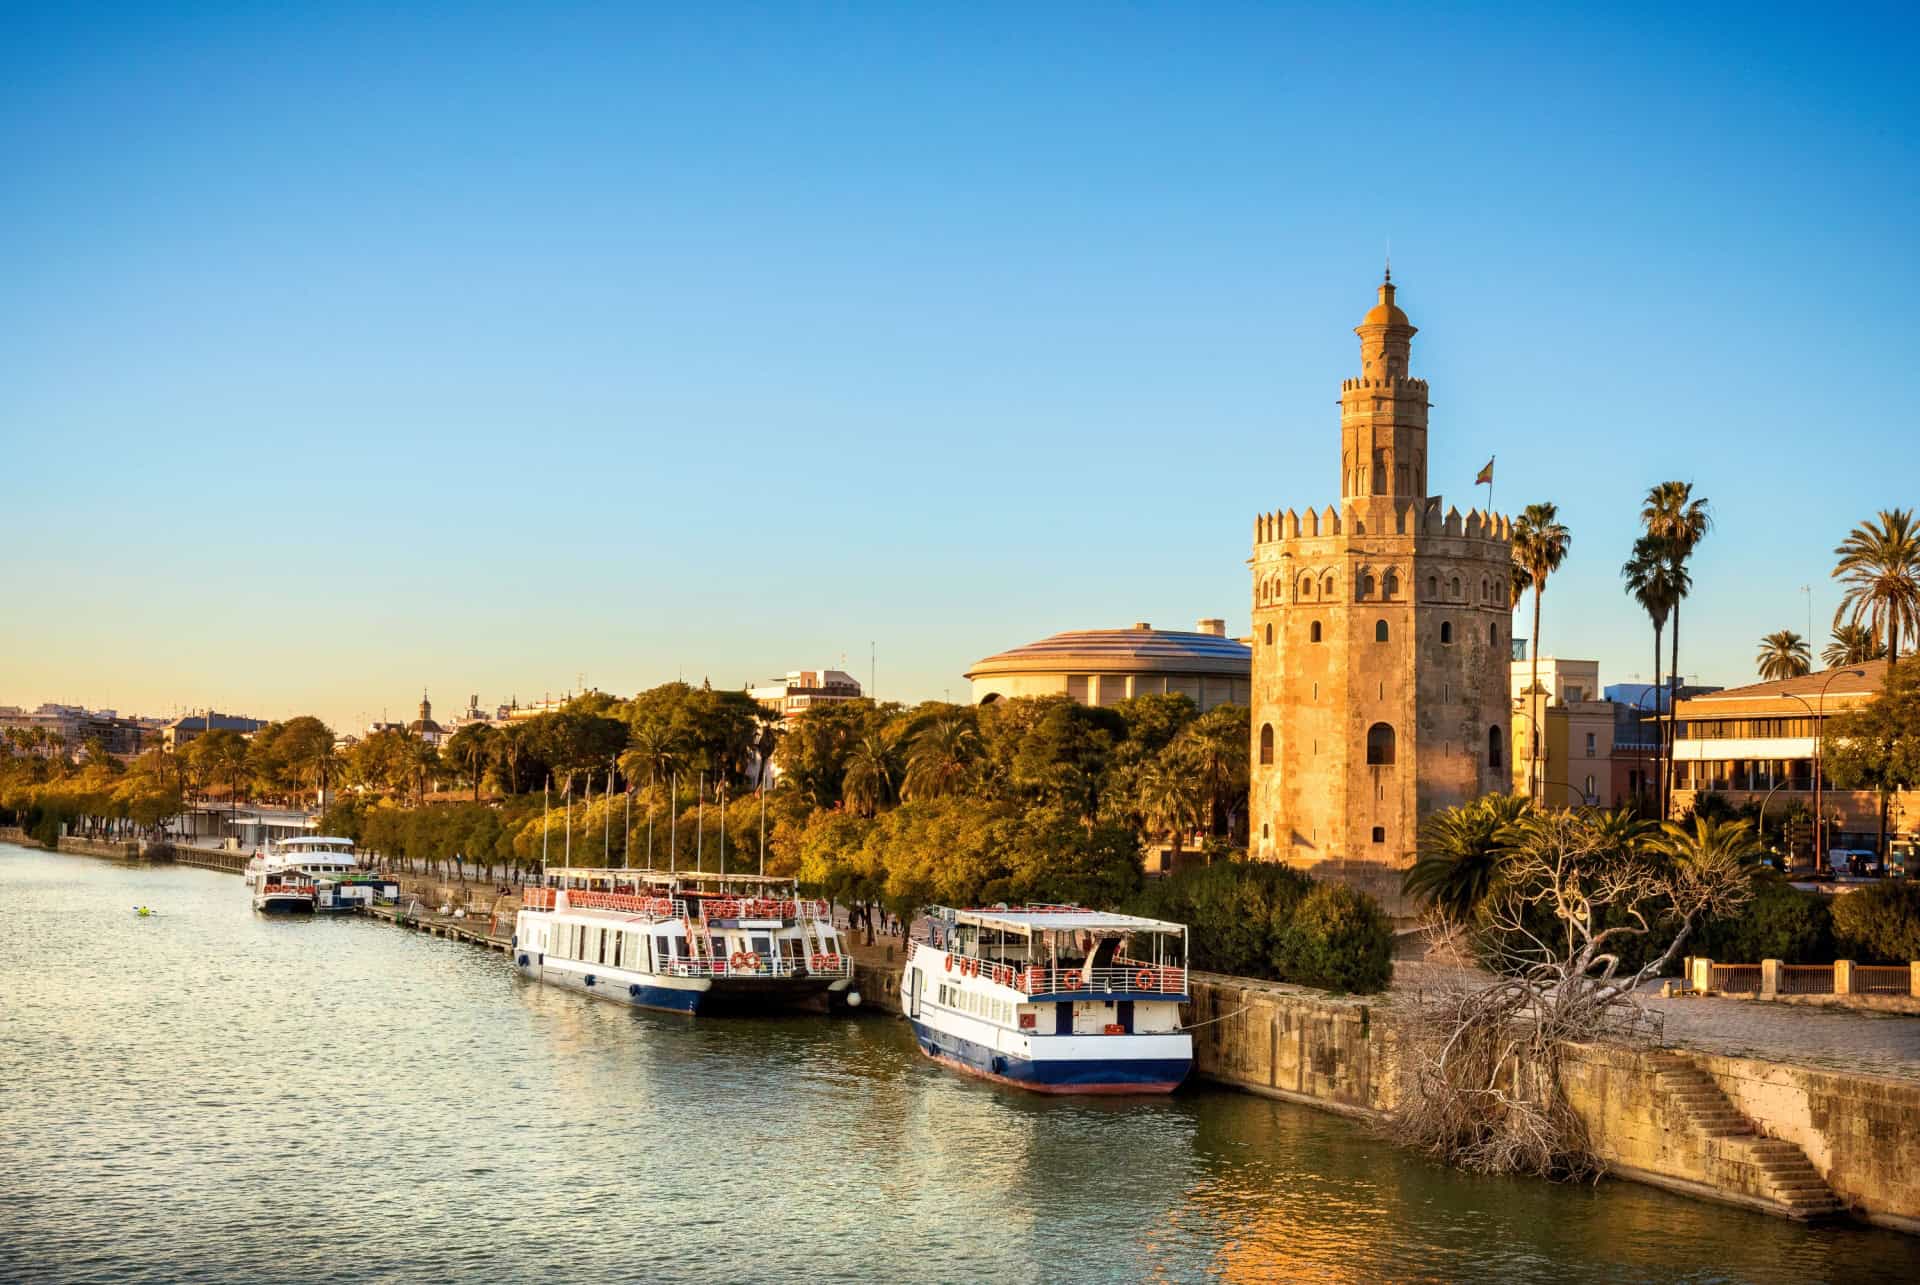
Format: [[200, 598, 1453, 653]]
[[1396, 804, 1758, 1178]]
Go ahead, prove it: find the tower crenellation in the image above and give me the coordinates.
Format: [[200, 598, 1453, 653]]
[[1248, 272, 1513, 914]]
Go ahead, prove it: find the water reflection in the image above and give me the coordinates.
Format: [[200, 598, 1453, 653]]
[[1, 845, 1913, 1284]]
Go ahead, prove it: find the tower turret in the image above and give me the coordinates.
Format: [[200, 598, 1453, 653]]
[[1340, 268, 1430, 504]]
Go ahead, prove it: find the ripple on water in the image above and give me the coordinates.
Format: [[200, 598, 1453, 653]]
[[2, 844, 1916, 1284]]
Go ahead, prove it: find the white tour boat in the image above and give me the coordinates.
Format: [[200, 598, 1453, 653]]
[[901, 905, 1193, 1094], [246, 837, 397, 913], [513, 867, 861, 1016]]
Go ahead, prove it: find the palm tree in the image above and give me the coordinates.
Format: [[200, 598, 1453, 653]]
[[1822, 622, 1886, 668], [492, 722, 530, 796], [1590, 806, 1660, 854], [842, 729, 901, 818], [1137, 754, 1206, 863], [1511, 502, 1572, 803], [619, 724, 685, 808], [1403, 794, 1532, 921], [1832, 508, 1920, 665], [444, 723, 496, 801], [1641, 482, 1711, 818], [1621, 535, 1685, 810], [902, 715, 980, 801], [1754, 630, 1811, 682], [1648, 815, 1766, 875]]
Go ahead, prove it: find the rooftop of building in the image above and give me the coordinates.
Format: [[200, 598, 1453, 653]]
[[1679, 659, 1892, 709], [967, 621, 1250, 677]]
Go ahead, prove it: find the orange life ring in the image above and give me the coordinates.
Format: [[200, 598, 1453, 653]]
[[809, 953, 823, 971], [744, 951, 761, 972], [944, 954, 954, 972], [1022, 968, 1041, 991], [1136, 969, 1155, 990], [730, 951, 747, 971], [1065, 974, 1083, 991]]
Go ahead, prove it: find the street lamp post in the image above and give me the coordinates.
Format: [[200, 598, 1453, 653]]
[[1778, 668, 1867, 874], [1756, 777, 1789, 862]]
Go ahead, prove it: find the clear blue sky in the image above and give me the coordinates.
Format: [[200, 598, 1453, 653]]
[[3, 3, 1915, 733]]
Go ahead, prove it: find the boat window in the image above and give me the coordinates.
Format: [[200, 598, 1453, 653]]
[[612, 933, 622, 968], [710, 935, 726, 959], [655, 935, 670, 966], [751, 935, 772, 958]]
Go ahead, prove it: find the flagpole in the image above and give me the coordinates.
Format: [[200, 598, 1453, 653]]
[[669, 770, 677, 875]]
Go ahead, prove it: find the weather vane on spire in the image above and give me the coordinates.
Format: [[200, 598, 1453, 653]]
[[1384, 239, 1392, 283]]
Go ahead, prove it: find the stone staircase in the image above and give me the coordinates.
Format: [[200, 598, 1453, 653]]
[[1650, 1053, 1843, 1219]]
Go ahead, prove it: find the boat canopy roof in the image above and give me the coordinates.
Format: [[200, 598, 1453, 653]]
[[939, 906, 1186, 936], [275, 836, 356, 848], [546, 866, 795, 888]]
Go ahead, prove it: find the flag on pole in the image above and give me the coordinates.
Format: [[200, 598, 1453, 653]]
[[1474, 457, 1495, 486]]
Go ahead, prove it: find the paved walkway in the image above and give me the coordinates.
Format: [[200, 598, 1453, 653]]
[[1393, 961, 1920, 1081]]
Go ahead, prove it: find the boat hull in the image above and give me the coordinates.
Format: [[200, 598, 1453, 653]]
[[253, 896, 314, 915], [910, 1019, 1190, 1095], [515, 954, 709, 1015]]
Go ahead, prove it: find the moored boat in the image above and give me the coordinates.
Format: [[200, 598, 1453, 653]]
[[246, 837, 397, 913], [512, 867, 861, 1016], [901, 905, 1193, 1094]]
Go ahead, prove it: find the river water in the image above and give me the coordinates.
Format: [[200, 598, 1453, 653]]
[[2, 845, 1914, 1283]]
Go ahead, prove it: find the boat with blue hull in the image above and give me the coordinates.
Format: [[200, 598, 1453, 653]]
[[901, 905, 1192, 1094], [512, 868, 860, 1017]]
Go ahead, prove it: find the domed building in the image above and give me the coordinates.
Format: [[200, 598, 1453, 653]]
[[965, 620, 1251, 711]]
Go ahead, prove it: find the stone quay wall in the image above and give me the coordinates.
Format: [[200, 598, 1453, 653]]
[[856, 963, 1919, 1232]]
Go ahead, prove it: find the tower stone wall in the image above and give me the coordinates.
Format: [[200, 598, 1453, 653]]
[[1248, 277, 1512, 913]]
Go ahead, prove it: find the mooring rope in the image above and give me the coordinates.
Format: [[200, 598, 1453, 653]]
[[1176, 1004, 1252, 1032]]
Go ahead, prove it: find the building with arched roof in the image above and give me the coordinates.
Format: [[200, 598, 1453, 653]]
[[965, 620, 1250, 711]]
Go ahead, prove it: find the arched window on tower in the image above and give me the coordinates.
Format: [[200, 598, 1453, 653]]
[[1489, 725, 1503, 768], [1440, 621, 1453, 645], [1310, 621, 1323, 643], [1489, 622, 1499, 647], [1359, 572, 1375, 599], [1324, 574, 1335, 597], [1385, 571, 1399, 598], [1259, 724, 1274, 765], [1264, 623, 1274, 645], [1300, 574, 1314, 599], [1375, 619, 1390, 642], [1366, 723, 1396, 766], [1450, 576, 1461, 599], [1427, 575, 1438, 598]]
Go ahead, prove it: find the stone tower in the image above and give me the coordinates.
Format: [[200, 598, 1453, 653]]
[[1248, 273, 1512, 911]]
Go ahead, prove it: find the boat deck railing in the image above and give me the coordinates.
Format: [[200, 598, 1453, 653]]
[[654, 952, 854, 980], [523, 888, 833, 924], [916, 943, 1186, 996]]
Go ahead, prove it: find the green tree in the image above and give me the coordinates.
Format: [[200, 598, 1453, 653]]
[[842, 729, 904, 818], [1821, 658, 1920, 865], [189, 729, 252, 821], [1621, 534, 1686, 809], [1832, 508, 1920, 664], [1755, 630, 1811, 682], [1403, 794, 1532, 922], [1641, 481, 1711, 818], [1008, 700, 1125, 825], [1511, 501, 1572, 803], [1823, 622, 1885, 668], [1830, 881, 1920, 963], [901, 712, 981, 801], [1136, 753, 1206, 862], [443, 723, 498, 801]]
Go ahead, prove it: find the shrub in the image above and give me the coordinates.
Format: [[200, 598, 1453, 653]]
[[1130, 860, 1392, 992], [1831, 882, 1920, 963], [1693, 876, 1834, 964], [1273, 882, 1394, 994]]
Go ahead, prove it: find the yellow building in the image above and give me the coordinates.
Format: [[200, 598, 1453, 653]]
[[1248, 274, 1512, 911]]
